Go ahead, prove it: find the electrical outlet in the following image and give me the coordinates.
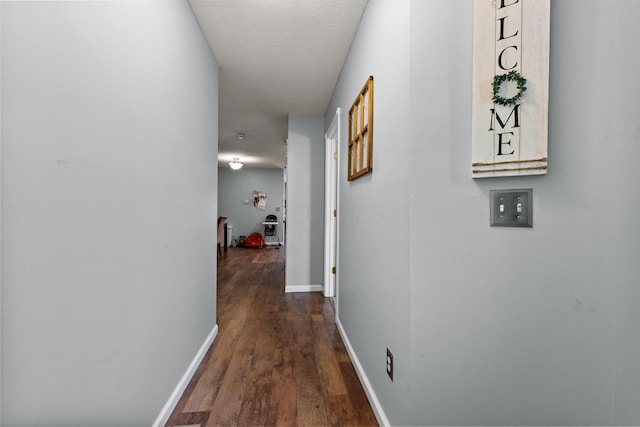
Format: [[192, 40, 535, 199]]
[[386, 348, 393, 381]]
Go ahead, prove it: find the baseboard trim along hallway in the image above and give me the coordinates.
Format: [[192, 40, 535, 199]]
[[336, 318, 390, 427], [284, 284, 323, 293], [153, 325, 219, 427]]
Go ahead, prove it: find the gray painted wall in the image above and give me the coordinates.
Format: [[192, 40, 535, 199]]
[[286, 116, 325, 290], [1, 2, 219, 425], [325, 1, 412, 422], [327, 0, 640, 425], [218, 167, 284, 243]]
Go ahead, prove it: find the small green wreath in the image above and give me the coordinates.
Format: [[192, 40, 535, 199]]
[[492, 70, 527, 106]]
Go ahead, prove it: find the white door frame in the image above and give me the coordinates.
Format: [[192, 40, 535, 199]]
[[0, 3, 4, 417], [324, 108, 340, 299], [282, 163, 287, 245]]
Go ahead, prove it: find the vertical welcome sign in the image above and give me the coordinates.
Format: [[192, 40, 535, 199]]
[[472, 0, 550, 178]]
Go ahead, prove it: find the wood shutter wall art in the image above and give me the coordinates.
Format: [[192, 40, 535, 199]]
[[348, 76, 374, 181]]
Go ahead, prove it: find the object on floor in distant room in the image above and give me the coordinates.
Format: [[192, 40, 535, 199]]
[[262, 214, 280, 248], [244, 232, 264, 248], [217, 216, 227, 258]]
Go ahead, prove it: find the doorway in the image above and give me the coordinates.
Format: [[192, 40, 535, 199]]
[[323, 108, 340, 301]]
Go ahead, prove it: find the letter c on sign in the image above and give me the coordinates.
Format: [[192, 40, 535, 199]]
[[498, 46, 518, 71]]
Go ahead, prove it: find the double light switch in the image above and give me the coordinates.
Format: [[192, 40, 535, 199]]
[[490, 189, 532, 227]]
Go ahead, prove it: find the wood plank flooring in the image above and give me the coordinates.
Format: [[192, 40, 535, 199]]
[[165, 247, 378, 427]]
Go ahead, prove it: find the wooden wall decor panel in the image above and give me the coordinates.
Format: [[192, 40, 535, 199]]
[[471, 0, 550, 177], [348, 76, 374, 181]]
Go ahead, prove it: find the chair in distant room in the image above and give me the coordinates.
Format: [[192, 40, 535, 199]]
[[262, 214, 280, 248], [217, 216, 227, 258]]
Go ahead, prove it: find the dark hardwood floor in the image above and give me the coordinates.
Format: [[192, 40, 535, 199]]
[[166, 246, 378, 427]]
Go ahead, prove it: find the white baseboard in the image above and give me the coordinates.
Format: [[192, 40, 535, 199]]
[[285, 284, 323, 293], [336, 318, 390, 427], [152, 324, 218, 427]]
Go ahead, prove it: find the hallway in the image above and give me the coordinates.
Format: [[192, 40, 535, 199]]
[[166, 247, 378, 426]]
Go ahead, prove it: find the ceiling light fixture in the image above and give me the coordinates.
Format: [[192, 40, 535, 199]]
[[229, 157, 243, 170]]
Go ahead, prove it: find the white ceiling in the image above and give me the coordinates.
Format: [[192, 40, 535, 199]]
[[188, 0, 368, 169]]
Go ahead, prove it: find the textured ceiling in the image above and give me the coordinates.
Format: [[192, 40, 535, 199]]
[[188, 0, 368, 169]]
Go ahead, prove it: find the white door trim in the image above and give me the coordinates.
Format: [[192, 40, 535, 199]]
[[0, 3, 4, 418], [324, 108, 340, 300]]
